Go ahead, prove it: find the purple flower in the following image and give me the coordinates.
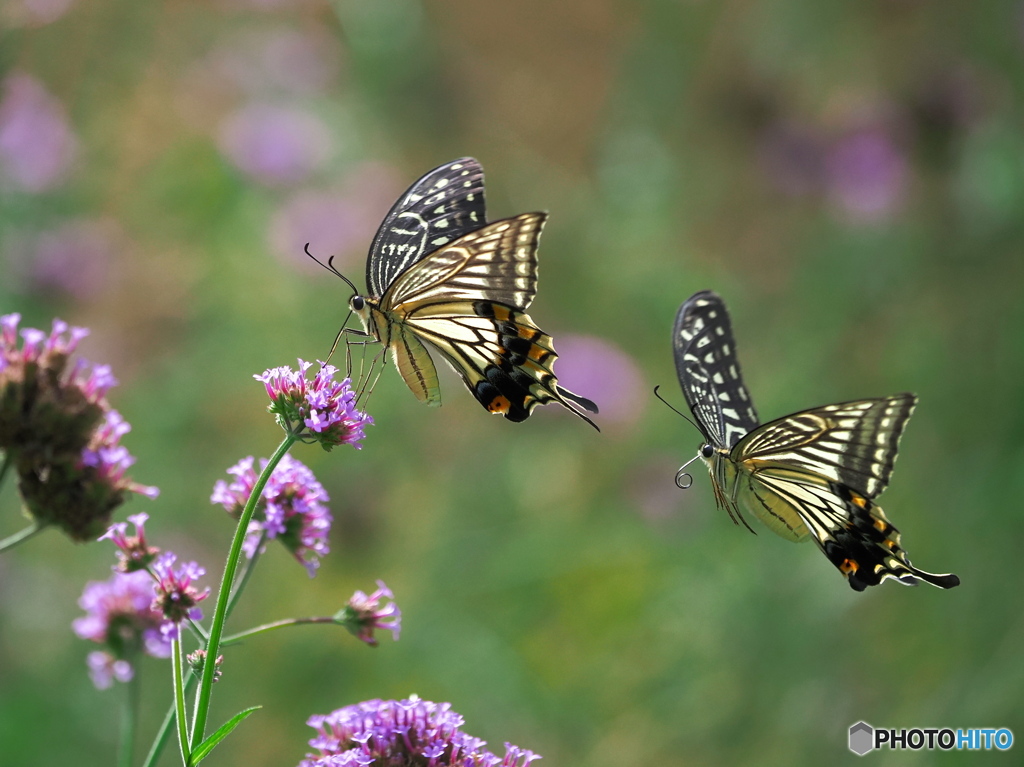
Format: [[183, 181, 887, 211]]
[[825, 126, 908, 224], [85, 651, 134, 690], [217, 103, 333, 186], [204, 26, 339, 98], [266, 162, 400, 272], [335, 580, 401, 646], [1, 0, 76, 27], [151, 552, 209, 637], [255, 359, 373, 450], [99, 512, 161, 572], [72, 570, 170, 689], [300, 695, 540, 767], [1, 315, 157, 540], [552, 335, 646, 425], [211, 454, 332, 576], [0, 72, 77, 192], [14, 217, 118, 299]]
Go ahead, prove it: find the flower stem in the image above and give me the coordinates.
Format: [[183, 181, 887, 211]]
[[222, 616, 334, 645], [172, 637, 190, 766], [226, 531, 265, 620], [141, 672, 198, 767], [189, 434, 296, 747], [0, 520, 45, 553], [0, 450, 11, 491], [119, 661, 140, 767]]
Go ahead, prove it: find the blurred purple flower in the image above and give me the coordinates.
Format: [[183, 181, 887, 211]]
[[268, 162, 401, 272], [151, 552, 209, 637], [301, 695, 540, 767], [217, 103, 333, 186], [1, 0, 75, 26], [73, 570, 170, 689], [207, 26, 339, 97], [757, 121, 826, 197], [552, 335, 645, 424], [256, 359, 373, 450], [211, 454, 332, 576], [336, 580, 401, 646], [825, 127, 908, 223], [0, 73, 77, 192], [22, 218, 118, 299]]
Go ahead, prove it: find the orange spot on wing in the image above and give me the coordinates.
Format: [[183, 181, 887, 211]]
[[493, 306, 511, 322], [487, 395, 511, 414], [873, 518, 887, 532], [851, 493, 868, 509], [840, 558, 859, 575]]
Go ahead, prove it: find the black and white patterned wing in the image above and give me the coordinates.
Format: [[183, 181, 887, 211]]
[[673, 291, 759, 449], [366, 158, 487, 298], [733, 395, 916, 500], [750, 470, 960, 590]]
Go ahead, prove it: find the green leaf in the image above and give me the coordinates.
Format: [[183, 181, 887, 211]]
[[190, 706, 261, 764]]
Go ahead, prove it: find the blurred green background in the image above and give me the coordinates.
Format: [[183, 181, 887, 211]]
[[2, 1, 1023, 765]]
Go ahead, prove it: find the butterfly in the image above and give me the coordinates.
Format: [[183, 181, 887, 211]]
[[670, 290, 959, 591], [329, 157, 598, 428]]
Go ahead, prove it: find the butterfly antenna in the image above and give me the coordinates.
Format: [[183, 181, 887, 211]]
[[653, 385, 701, 434], [304, 243, 360, 295]]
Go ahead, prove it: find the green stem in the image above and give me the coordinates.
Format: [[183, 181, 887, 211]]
[[226, 531, 265, 620], [141, 672, 198, 767], [0, 521, 45, 553], [189, 434, 296, 747], [119, 661, 140, 767], [222, 616, 334, 645], [0, 450, 11, 491], [172, 637, 190, 766]]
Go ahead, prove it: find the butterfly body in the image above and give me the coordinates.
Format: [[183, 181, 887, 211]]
[[674, 290, 959, 590], [348, 158, 598, 427]]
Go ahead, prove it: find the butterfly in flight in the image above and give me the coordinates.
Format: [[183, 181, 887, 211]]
[[668, 290, 959, 591], [317, 158, 598, 428]]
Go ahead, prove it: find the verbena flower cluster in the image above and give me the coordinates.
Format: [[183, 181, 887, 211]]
[[336, 580, 401, 646], [151, 552, 209, 638], [72, 570, 170, 689], [210, 454, 332, 576], [255, 359, 372, 450], [0, 314, 157, 540], [300, 696, 540, 767]]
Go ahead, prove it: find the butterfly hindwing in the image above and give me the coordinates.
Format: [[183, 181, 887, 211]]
[[751, 469, 960, 590], [673, 290, 759, 449], [366, 157, 486, 298]]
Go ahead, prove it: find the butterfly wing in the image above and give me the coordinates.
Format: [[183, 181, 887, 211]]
[[366, 158, 487, 298], [379, 213, 598, 427], [732, 396, 959, 590], [673, 290, 759, 449], [749, 469, 960, 590], [734, 395, 916, 499]]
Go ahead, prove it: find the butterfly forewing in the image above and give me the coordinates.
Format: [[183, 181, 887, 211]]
[[367, 157, 486, 297], [673, 290, 759, 449], [734, 395, 916, 500], [383, 213, 541, 311]]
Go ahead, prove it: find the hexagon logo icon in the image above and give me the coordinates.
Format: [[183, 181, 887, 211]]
[[849, 721, 874, 756]]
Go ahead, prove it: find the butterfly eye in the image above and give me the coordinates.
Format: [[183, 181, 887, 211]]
[[350, 296, 365, 312], [701, 443, 715, 458]]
